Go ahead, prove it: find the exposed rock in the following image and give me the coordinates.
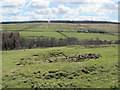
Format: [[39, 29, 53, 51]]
[[49, 71, 58, 73], [33, 54, 39, 56], [16, 62, 22, 66], [81, 70, 89, 74]]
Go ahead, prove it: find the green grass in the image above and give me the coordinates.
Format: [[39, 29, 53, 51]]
[[2, 45, 119, 88], [1, 24, 34, 31], [80, 23, 118, 33], [20, 31, 65, 38], [1, 22, 119, 88], [63, 32, 118, 40], [19, 31, 118, 41], [1, 23, 78, 31], [1, 23, 118, 41], [1, 23, 118, 33]]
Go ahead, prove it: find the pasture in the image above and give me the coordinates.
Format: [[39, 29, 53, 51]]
[[2, 45, 119, 88], [0, 23, 118, 41], [1, 22, 119, 88]]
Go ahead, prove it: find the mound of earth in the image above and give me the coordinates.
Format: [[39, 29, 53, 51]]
[[17, 50, 102, 65]]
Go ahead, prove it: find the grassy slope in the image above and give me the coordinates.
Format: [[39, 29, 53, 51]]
[[82, 24, 118, 33], [63, 32, 118, 40], [1, 23, 118, 41], [20, 31, 65, 38], [2, 45, 119, 88], [19, 31, 118, 40], [1, 23, 118, 32]]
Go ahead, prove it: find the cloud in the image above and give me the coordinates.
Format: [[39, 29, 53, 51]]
[[0, 0, 118, 22], [24, 11, 56, 20], [63, 15, 115, 21], [0, 0, 26, 8], [77, 1, 118, 16], [49, 0, 119, 3], [9, 16, 30, 21], [1, 8, 23, 16], [57, 4, 71, 15], [0, 15, 30, 21], [50, 0, 118, 15], [35, 7, 58, 15], [27, 0, 50, 9], [11, 16, 30, 21], [56, 4, 79, 15], [31, 4, 79, 20], [0, 0, 26, 16]]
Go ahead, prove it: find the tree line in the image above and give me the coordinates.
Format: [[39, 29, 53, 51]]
[[2, 32, 120, 50], [1, 20, 118, 24]]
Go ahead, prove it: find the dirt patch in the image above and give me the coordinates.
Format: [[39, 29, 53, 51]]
[[44, 53, 101, 63], [18, 50, 102, 65]]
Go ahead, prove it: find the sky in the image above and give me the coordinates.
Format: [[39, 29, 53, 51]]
[[0, 0, 119, 22]]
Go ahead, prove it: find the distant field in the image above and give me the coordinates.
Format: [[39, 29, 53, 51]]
[[1, 23, 80, 31], [20, 31, 65, 38], [63, 32, 118, 40], [81, 24, 118, 33], [1, 23, 118, 41], [1, 23, 118, 32], [1, 23, 33, 31], [2, 45, 119, 88], [19, 31, 118, 41]]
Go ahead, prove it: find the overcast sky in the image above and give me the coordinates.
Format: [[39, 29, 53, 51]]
[[0, 0, 119, 22]]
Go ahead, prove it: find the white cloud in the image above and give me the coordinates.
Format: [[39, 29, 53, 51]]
[[9, 16, 30, 21], [27, 0, 50, 9], [35, 7, 58, 15], [57, 4, 70, 15], [77, 1, 118, 16], [63, 15, 115, 21], [0, 0, 26, 8], [49, 0, 119, 3], [1, 8, 23, 16], [0, 0, 118, 22], [0, 0, 26, 16], [32, 4, 79, 20], [0, 15, 30, 21], [57, 4, 79, 15], [50, 0, 118, 16], [24, 11, 56, 20]]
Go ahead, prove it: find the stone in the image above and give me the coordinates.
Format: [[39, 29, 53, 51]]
[[16, 62, 22, 66]]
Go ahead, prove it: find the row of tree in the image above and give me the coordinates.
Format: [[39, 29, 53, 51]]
[[2, 32, 120, 50], [2, 32, 20, 50], [2, 20, 118, 24]]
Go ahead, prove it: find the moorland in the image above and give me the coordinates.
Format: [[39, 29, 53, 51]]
[[1, 21, 119, 88]]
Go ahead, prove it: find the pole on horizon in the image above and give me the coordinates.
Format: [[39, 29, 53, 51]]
[[48, 19, 50, 23]]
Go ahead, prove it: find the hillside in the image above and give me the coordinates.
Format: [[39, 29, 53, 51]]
[[1, 22, 118, 41], [1, 21, 119, 88], [2, 45, 119, 88]]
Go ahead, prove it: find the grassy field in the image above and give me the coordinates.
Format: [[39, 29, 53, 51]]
[[1, 22, 119, 88], [1, 23, 118, 32], [19, 31, 118, 40], [63, 32, 118, 40], [1, 23, 118, 41], [2, 45, 119, 88], [82, 24, 118, 33], [20, 31, 65, 38]]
